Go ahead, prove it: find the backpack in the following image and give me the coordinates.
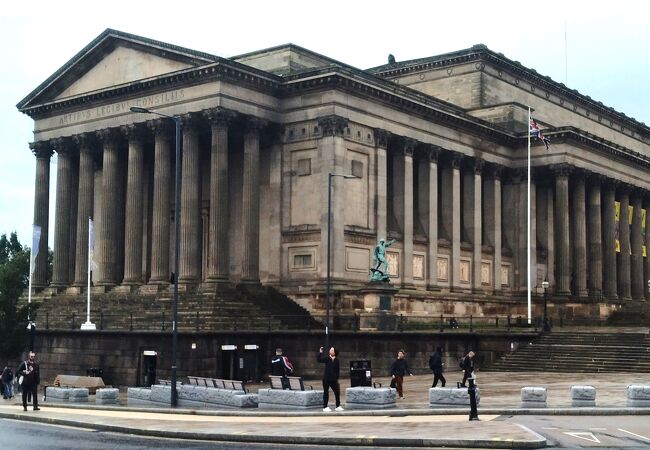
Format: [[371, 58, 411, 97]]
[[459, 357, 466, 370], [428, 355, 435, 371]]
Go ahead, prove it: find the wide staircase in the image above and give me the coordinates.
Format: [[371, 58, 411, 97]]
[[33, 284, 321, 332], [487, 330, 650, 373]]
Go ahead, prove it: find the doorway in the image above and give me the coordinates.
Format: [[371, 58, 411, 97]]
[[220, 345, 238, 380], [141, 350, 157, 387]]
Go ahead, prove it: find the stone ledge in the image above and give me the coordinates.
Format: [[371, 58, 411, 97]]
[[345, 387, 396, 409], [258, 388, 322, 409], [429, 387, 480, 407]]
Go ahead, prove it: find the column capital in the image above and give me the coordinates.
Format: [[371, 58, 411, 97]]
[[147, 118, 174, 138], [120, 123, 148, 143], [72, 132, 97, 151], [317, 115, 348, 137], [373, 128, 391, 149], [50, 136, 75, 156], [617, 183, 633, 196], [488, 163, 504, 180], [506, 167, 525, 184], [179, 112, 202, 131], [203, 107, 237, 127], [586, 171, 606, 186], [628, 185, 644, 201], [29, 141, 53, 159], [425, 144, 441, 163], [96, 128, 122, 146], [262, 122, 285, 145], [243, 115, 268, 133], [550, 163, 573, 177], [471, 158, 484, 175], [402, 137, 417, 157], [449, 151, 464, 169]]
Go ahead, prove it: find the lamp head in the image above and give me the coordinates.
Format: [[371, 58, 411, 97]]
[[130, 106, 150, 113], [542, 280, 549, 289]]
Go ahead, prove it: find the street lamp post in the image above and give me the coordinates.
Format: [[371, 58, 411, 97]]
[[130, 106, 181, 407], [325, 173, 356, 350], [542, 279, 550, 332]]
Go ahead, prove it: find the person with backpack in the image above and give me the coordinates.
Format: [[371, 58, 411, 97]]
[[270, 348, 294, 389], [429, 347, 445, 387], [2, 366, 14, 399], [458, 351, 475, 388]]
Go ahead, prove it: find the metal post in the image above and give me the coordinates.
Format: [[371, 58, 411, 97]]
[[542, 279, 550, 332], [468, 378, 479, 421], [326, 173, 332, 351]]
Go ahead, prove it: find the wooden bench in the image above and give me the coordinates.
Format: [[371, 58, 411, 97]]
[[186, 376, 246, 392], [269, 375, 312, 391]]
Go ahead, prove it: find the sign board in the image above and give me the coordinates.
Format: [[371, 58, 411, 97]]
[[221, 344, 237, 351]]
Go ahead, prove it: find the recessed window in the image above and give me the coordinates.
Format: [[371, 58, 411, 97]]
[[351, 160, 363, 178], [296, 158, 311, 176], [293, 254, 312, 268]]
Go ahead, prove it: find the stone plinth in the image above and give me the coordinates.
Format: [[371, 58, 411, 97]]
[[626, 385, 650, 407], [520, 387, 547, 408], [127, 387, 152, 406], [345, 387, 396, 409], [429, 387, 480, 408], [45, 387, 70, 402], [68, 388, 89, 402], [178, 385, 258, 408], [570, 385, 596, 406], [96, 388, 119, 405], [257, 388, 323, 410]]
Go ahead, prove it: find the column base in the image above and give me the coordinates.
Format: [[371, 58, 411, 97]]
[[65, 286, 83, 295], [112, 284, 139, 293], [200, 279, 232, 293], [239, 278, 261, 286], [90, 285, 109, 294], [140, 283, 171, 294], [43, 286, 65, 296], [555, 290, 571, 297]]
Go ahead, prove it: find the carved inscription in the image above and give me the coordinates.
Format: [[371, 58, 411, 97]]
[[58, 89, 186, 126]]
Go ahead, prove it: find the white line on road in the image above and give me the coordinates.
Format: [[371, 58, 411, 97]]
[[564, 432, 601, 443], [618, 428, 650, 442]]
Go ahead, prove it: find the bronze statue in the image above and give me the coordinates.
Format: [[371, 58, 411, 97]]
[[370, 238, 395, 282]]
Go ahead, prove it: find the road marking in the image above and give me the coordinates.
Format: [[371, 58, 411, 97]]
[[589, 428, 606, 431], [564, 432, 600, 443], [618, 428, 650, 442], [542, 427, 559, 430]]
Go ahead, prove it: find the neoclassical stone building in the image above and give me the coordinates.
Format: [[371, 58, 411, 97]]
[[18, 29, 650, 321]]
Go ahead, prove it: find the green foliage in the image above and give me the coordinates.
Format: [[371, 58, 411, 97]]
[[0, 232, 30, 359]]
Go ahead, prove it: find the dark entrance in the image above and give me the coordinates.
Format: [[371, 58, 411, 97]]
[[141, 350, 157, 387], [220, 345, 238, 380], [241, 344, 260, 382]]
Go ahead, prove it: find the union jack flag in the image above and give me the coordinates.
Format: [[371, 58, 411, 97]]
[[530, 117, 550, 150]]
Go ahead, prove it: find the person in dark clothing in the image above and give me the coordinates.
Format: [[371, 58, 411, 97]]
[[270, 348, 294, 389], [318, 346, 343, 411], [429, 347, 446, 388], [2, 367, 14, 399], [17, 351, 40, 411], [390, 350, 413, 398], [459, 351, 475, 388]]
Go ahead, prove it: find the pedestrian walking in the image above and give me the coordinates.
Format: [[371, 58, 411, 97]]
[[390, 349, 413, 398], [458, 351, 475, 388], [2, 366, 14, 399], [429, 347, 446, 388], [270, 347, 294, 389], [318, 346, 343, 411], [17, 351, 40, 411]]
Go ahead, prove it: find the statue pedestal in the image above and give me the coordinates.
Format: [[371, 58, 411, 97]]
[[358, 282, 398, 331]]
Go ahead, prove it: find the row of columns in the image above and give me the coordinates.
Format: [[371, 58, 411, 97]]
[[30, 108, 265, 290]]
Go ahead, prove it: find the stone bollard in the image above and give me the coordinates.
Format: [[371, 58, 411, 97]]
[[570, 385, 596, 407], [45, 387, 70, 403], [68, 388, 90, 403], [345, 387, 396, 409], [96, 388, 120, 405], [429, 387, 480, 408], [626, 385, 650, 407], [520, 387, 547, 408]]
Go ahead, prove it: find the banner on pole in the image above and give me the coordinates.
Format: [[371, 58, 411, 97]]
[[30, 224, 41, 274], [89, 218, 98, 271]]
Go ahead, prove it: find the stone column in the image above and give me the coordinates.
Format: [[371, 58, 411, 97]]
[[472, 159, 484, 292], [29, 141, 53, 288], [602, 180, 618, 300], [630, 190, 644, 301], [72, 134, 96, 286], [401, 138, 416, 288], [618, 185, 632, 301], [644, 194, 650, 301], [179, 113, 201, 283], [122, 124, 146, 285], [552, 164, 572, 296], [264, 124, 284, 283], [572, 170, 588, 297], [51, 137, 74, 287], [148, 119, 172, 284], [427, 146, 440, 290], [241, 117, 265, 283], [204, 108, 235, 282], [374, 129, 390, 242], [587, 175, 603, 297], [492, 166, 503, 292], [450, 153, 463, 290], [96, 129, 121, 286]]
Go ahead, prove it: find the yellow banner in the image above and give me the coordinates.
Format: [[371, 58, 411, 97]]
[[615, 201, 620, 252], [643, 208, 647, 258]]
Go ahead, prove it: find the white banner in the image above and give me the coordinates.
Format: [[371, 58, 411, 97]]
[[30, 224, 41, 274], [89, 218, 98, 271]]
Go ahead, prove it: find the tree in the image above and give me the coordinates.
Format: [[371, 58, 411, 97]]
[[0, 232, 30, 360]]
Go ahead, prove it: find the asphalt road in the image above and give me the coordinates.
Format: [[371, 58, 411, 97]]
[[505, 415, 650, 449]]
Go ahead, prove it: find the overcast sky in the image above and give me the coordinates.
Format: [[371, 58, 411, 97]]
[[1, 0, 648, 248]]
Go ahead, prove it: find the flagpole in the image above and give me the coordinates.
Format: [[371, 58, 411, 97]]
[[81, 217, 96, 330], [527, 108, 532, 325]]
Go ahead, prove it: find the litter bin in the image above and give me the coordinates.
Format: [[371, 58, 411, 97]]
[[350, 360, 372, 387]]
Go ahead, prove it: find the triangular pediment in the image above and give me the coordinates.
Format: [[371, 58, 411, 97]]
[[232, 44, 344, 76], [18, 29, 220, 110]]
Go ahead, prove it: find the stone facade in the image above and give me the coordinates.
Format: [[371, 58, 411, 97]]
[[17, 30, 650, 321]]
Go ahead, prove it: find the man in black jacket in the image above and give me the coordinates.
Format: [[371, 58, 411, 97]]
[[429, 347, 446, 387], [390, 350, 413, 399], [459, 351, 475, 388], [318, 346, 343, 411], [17, 351, 40, 411], [270, 348, 294, 389]]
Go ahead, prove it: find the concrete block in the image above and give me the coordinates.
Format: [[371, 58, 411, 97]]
[[571, 385, 596, 407], [520, 387, 547, 408], [68, 388, 89, 402], [177, 385, 258, 408], [627, 385, 650, 407], [345, 387, 396, 409], [429, 387, 480, 408], [96, 388, 119, 405], [46, 387, 70, 401], [127, 387, 151, 401], [150, 385, 172, 403], [257, 388, 323, 409]]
